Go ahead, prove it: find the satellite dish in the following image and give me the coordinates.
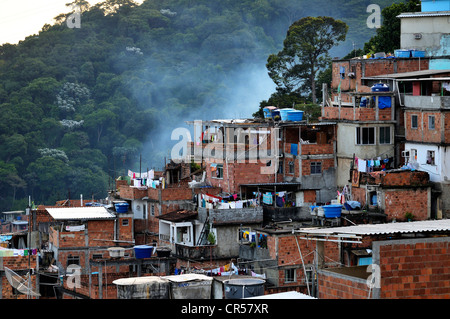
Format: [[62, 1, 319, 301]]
[[4, 267, 40, 297]]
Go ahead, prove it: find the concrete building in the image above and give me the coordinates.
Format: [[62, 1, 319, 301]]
[[399, 0, 450, 59]]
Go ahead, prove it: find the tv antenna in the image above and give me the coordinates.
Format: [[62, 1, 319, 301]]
[[4, 267, 40, 298]]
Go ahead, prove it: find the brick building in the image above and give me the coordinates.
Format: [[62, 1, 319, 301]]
[[297, 219, 450, 299], [351, 169, 432, 221], [239, 224, 340, 296]]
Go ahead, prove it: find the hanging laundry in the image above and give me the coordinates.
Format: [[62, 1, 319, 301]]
[[263, 193, 273, 205], [357, 159, 367, 172]]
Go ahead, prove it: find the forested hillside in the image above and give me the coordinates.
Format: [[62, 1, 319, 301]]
[[0, 0, 400, 209]]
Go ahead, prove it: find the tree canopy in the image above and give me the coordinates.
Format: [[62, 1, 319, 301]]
[[267, 16, 348, 104], [0, 0, 399, 210]]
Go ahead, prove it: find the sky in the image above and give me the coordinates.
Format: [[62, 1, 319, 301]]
[[0, 0, 143, 45]]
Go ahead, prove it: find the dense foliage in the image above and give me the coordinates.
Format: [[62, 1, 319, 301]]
[[0, 0, 401, 209]]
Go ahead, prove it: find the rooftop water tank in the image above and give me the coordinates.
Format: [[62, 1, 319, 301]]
[[113, 276, 170, 299], [162, 274, 213, 299], [224, 278, 265, 299], [279, 108, 295, 121], [263, 106, 277, 119], [323, 204, 342, 218], [134, 245, 153, 259], [371, 83, 389, 92], [287, 110, 304, 121], [115, 202, 129, 213], [395, 49, 411, 58]]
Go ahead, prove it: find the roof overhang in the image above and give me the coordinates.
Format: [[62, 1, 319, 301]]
[[295, 219, 450, 243], [46, 207, 116, 220]]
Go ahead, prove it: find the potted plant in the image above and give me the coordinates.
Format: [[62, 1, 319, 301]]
[[405, 212, 414, 222]]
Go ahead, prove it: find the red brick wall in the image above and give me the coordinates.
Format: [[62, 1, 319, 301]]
[[275, 235, 339, 288], [331, 58, 429, 92], [206, 161, 275, 194], [118, 185, 147, 200], [1, 255, 38, 299], [318, 271, 371, 299], [302, 158, 334, 176], [376, 238, 450, 299], [384, 188, 429, 221], [405, 110, 445, 143]]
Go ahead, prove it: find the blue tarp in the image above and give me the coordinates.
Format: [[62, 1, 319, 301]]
[[290, 143, 298, 156], [377, 96, 391, 109]]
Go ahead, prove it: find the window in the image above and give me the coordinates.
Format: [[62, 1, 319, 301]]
[[150, 204, 155, 216], [411, 149, 418, 162], [122, 218, 129, 227], [289, 161, 295, 174], [379, 127, 391, 144], [278, 160, 283, 174], [411, 114, 418, 129], [428, 115, 435, 130], [67, 255, 80, 266], [212, 164, 223, 179], [310, 162, 322, 175], [285, 269, 296, 283], [92, 254, 103, 260], [356, 127, 375, 145], [427, 150, 435, 165]]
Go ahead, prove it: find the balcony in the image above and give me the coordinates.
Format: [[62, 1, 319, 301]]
[[197, 206, 263, 225], [323, 92, 395, 122], [263, 206, 312, 222], [403, 95, 450, 109]]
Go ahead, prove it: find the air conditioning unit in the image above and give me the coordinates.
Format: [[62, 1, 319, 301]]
[[402, 150, 410, 158]]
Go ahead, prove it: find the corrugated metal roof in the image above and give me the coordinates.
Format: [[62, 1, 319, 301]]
[[46, 207, 115, 220], [397, 12, 450, 18], [297, 219, 450, 237]]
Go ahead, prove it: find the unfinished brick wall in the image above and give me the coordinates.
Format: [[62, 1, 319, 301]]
[[118, 185, 147, 200], [0, 255, 39, 299], [374, 237, 450, 299], [405, 110, 445, 143], [318, 270, 371, 299], [275, 235, 340, 289], [384, 188, 429, 221], [302, 158, 334, 176]]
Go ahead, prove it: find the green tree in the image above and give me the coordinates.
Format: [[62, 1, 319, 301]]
[[267, 16, 348, 103]]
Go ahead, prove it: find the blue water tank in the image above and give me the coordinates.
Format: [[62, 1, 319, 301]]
[[411, 50, 425, 58], [134, 245, 153, 259], [395, 49, 411, 58], [287, 110, 304, 121], [371, 83, 389, 92], [279, 108, 294, 121], [323, 204, 342, 218], [115, 202, 129, 213], [263, 106, 277, 119]]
